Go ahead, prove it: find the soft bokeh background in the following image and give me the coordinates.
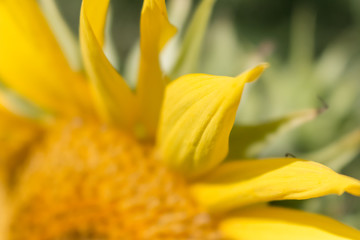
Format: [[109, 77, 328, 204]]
[[54, 0, 360, 228]]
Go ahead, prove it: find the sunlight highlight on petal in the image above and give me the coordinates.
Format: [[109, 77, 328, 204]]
[[220, 206, 360, 240], [191, 158, 360, 213], [157, 64, 268, 178]]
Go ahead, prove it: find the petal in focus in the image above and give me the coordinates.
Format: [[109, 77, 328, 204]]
[[80, 0, 137, 128], [220, 206, 360, 240], [157, 64, 268, 178], [0, 0, 91, 115], [191, 158, 360, 213], [137, 0, 177, 137]]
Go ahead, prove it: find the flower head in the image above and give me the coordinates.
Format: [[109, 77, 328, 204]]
[[0, 0, 360, 239]]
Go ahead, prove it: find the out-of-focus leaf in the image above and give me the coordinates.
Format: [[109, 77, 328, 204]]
[[161, 0, 193, 73], [303, 129, 360, 172], [123, 41, 140, 89], [314, 30, 359, 90], [289, 5, 315, 77], [167, 0, 192, 28], [103, 6, 121, 73], [344, 213, 360, 229], [350, 0, 360, 25], [201, 17, 245, 76], [170, 0, 216, 79], [228, 109, 318, 159]]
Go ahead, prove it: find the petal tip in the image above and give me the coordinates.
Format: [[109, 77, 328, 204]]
[[344, 177, 360, 196], [237, 62, 270, 84], [258, 62, 271, 70]]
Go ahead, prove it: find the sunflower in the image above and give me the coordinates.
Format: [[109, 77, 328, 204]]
[[0, 0, 360, 239]]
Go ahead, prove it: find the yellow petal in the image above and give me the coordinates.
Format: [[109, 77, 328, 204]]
[[0, 0, 91, 115], [0, 81, 51, 122], [80, 0, 136, 128], [220, 206, 360, 240], [0, 182, 9, 239], [38, 0, 82, 70], [137, 0, 177, 137], [157, 64, 268, 178], [0, 108, 40, 179], [81, 0, 110, 46], [191, 158, 360, 213]]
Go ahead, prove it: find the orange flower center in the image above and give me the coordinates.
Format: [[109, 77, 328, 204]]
[[10, 119, 221, 239]]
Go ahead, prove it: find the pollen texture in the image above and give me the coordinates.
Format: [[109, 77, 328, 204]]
[[9, 120, 221, 240]]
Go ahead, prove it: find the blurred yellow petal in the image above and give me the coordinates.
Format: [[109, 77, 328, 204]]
[[0, 182, 9, 239], [0, 81, 51, 122], [157, 64, 268, 178], [38, 0, 82, 71], [191, 158, 360, 213], [81, 0, 110, 46], [0, 0, 91, 115], [137, 0, 177, 137], [80, 0, 137, 128], [220, 206, 360, 240], [0, 108, 40, 181]]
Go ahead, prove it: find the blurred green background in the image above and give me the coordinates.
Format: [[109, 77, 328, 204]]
[[56, 0, 360, 62], [54, 0, 360, 228]]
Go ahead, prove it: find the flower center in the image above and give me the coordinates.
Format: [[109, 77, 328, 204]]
[[10, 119, 221, 239]]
